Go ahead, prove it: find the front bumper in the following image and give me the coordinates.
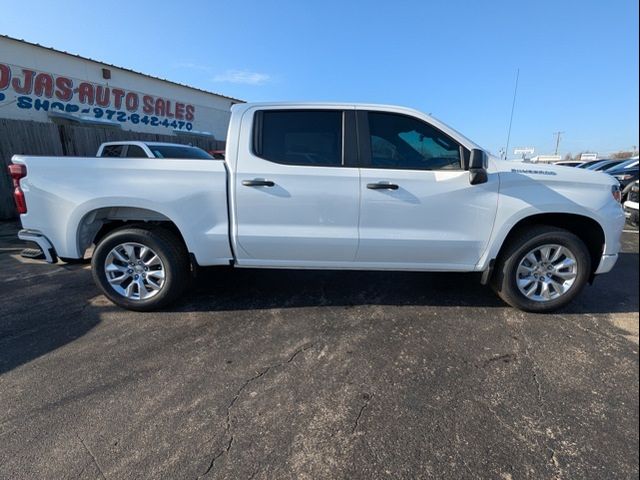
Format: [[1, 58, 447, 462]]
[[18, 229, 58, 263], [594, 253, 619, 275]]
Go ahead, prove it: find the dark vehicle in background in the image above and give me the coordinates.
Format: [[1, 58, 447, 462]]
[[604, 158, 638, 172], [585, 159, 626, 171], [578, 159, 605, 169], [554, 160, 584, 167], [624, 181, 639, 226], [605, 159, 639, 201]]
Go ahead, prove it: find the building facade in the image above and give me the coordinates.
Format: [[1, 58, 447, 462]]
[[0, 35, 241, 140]]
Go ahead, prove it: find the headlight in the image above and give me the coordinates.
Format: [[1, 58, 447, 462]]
[[612, 185, 622, 202]]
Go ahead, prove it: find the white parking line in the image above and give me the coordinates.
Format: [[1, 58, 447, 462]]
[[623, 229, 638, 233]]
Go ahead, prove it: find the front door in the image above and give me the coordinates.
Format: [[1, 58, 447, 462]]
[[356, 110, 499, 270]]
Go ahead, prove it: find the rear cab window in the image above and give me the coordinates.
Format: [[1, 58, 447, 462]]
[[100, 145, 124, 157]]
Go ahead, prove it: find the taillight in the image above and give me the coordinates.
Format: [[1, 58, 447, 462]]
[[8, 164, 27, 214], [611, 184, 622, 203]]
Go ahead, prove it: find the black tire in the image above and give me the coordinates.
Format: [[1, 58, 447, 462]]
[[91, 226, 190, 311], [491, 225, 591, 313]]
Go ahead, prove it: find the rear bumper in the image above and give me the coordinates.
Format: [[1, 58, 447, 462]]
[[18, 229, 58, 263], [595, 253, 618, 275]]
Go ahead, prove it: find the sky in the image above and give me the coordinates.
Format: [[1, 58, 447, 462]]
[[1, 0, 638, 157]]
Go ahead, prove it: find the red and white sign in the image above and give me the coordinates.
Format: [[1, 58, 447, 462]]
[[0, 63, 197, 131]]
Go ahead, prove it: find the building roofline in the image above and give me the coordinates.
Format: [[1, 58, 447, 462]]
[[0, 34, 245, 104]]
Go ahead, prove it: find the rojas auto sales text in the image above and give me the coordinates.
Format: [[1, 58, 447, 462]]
[[0, 64, 196, 130]]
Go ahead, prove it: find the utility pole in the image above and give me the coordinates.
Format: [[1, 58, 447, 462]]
[[553, 131, 564, 155]]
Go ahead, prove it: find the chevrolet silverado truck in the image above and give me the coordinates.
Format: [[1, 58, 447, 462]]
[[9, 102, 625, 312]]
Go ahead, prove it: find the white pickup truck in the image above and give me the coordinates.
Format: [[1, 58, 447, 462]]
[[10, 102, 625, 312]]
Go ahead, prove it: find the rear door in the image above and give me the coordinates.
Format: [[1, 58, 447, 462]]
[[355, 109, 499, 270], [233, 108, 360, 266]]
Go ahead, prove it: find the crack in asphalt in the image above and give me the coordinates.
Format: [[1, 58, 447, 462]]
[[197, 343, 313, 479], [507, 316, 566, 479], [454, 431, 477, 479], [559, 313, 633, 349], [522, 336, 545, 413], [509, 321, 545, 415], [351, 393, 372, 434], [484, 404, 533, 448], [484, 401, 565, 478], [76, 432, 107, 480], [483, 353, 517, 367]]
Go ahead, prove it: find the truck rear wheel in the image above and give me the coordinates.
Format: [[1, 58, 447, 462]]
[[91, 226, 189, 311], [491, 226, 591, 312]]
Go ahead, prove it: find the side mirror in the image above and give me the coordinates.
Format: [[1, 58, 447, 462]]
[[469, 148, 488, 185]]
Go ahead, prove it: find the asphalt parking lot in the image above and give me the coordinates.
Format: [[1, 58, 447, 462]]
[[0, 222, 638, 480]]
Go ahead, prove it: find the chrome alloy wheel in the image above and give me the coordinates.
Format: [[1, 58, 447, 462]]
[[104, 242, 166, 300], [516, 244, 578, 302]]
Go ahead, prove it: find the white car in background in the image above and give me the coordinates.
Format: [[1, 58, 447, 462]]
[[97, 141, 213, 159]]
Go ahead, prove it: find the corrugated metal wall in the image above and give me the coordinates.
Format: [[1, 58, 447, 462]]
[[0, 119, 225, 220]]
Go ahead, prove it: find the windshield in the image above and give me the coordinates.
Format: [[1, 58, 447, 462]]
[[148, 145, 214, 159], [606, 159, 638, 172], [578, 160, 601, 168], [586, 160, 610, 170]]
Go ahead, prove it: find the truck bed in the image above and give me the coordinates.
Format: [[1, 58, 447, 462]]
[[12, 155, 232, 265]]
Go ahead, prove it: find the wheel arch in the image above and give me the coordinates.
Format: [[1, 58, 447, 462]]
[[75, 206, 190, 261], [495, 213, 605, 276]]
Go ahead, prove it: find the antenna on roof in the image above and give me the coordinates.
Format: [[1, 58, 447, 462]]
[[504, 68, 520, 160]]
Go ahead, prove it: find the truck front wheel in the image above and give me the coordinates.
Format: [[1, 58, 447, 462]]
[[491, 226, 591, 312], [91, 226, 189, 311]]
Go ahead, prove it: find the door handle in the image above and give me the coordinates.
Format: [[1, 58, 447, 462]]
[[366, 182, 399, 190], [242, 179, 275, 187]]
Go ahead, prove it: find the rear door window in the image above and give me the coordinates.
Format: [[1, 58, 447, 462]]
[[100, 145, 124, 157], [254, 110, 343, 167]]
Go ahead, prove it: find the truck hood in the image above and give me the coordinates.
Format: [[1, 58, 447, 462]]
[[489, 157, 618, 188]]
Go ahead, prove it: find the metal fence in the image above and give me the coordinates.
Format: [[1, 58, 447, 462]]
[[0, 118, 225, 220]]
